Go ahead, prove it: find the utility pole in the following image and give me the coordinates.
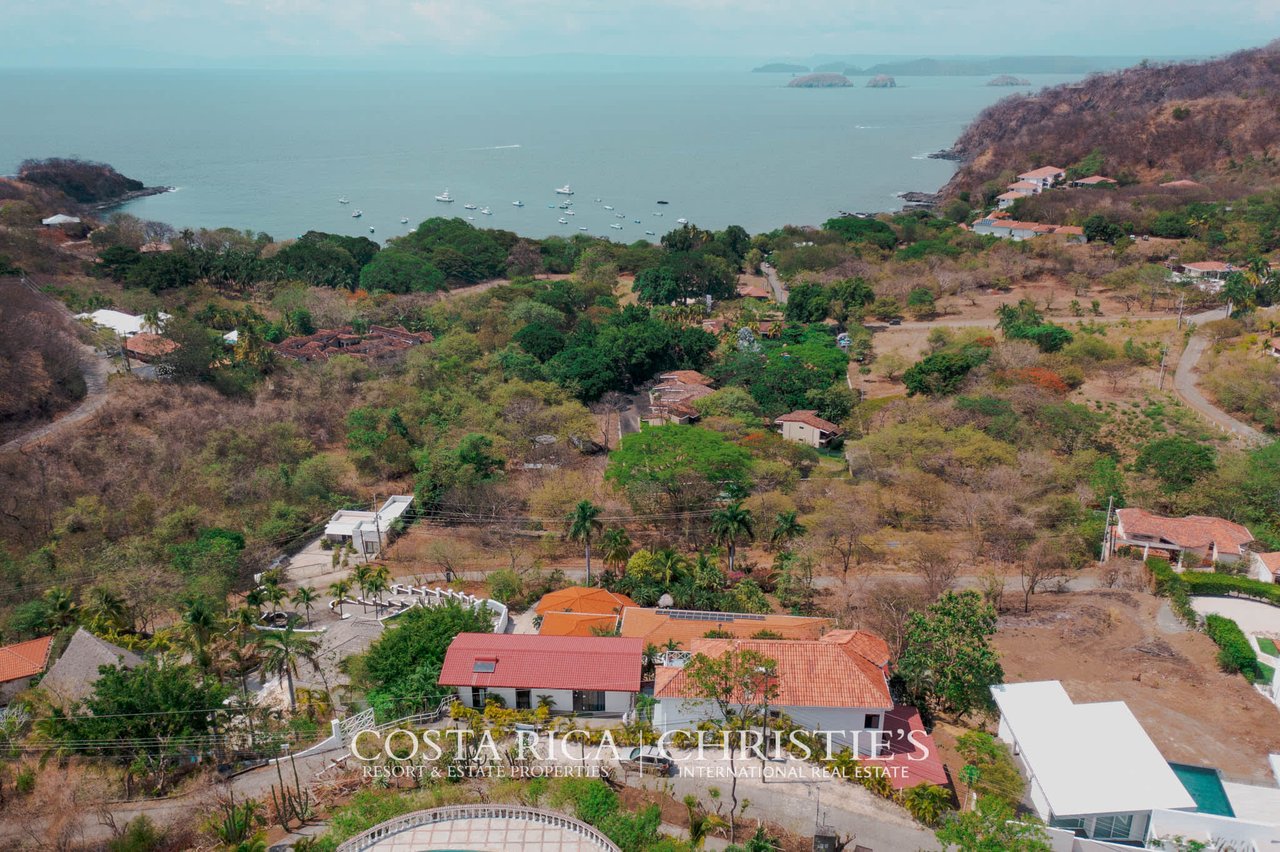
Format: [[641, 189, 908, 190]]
[[119, 333, 132, 371], [1100, 495, 1115, 563], [1176, 293, 1185, 330], [1157, 344, 1169, 389]]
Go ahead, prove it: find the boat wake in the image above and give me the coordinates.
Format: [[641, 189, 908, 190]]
[[467, 144, 522, 150]]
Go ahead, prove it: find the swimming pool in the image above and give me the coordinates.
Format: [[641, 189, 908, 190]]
[[1169, 762, 1235, 817]]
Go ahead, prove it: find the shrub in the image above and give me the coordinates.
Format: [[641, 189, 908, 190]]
[[1145, 557, 1196, 625], [1204, 614, 1263, 679]]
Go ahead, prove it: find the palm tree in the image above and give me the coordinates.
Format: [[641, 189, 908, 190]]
[[181, 596, 223, 674], [328, 579, 352, 618], [567, 500, 604, 585], [710, 502, 754, 574], [245, 587, 265, 618], [44, 586, 79, 629], [352, 565, 373, 612], [84, 587, 127, 632], [261, 582, 286, 615], [599, 526, 632, 572], [684, 795, 729, 849], [256, 626, 321, 713], [641, 643, 662, 679], [365, 572, 389, 612], [652, 548, 688, 585], [291, 586, 318, 628], [769, 510, 805, 550]]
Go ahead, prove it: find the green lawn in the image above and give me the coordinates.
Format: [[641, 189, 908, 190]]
[[1255, 662, 1277, 686], [1258, 637, 1280, 657]]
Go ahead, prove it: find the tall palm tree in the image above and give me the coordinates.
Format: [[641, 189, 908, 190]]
[[245, 587, 265, 618], [261, 583, 286, 615], [291, 586, 318, 628], [44, 586, 79, 629], [352, 565, 373, 612], [181, 596, 223, 674], [652, 548, 688, 586], [599, 526, 633, 572], [328, 579, 352, 618], [567, 500, 604, 585], [365, 572, 389, 612], [710, 502, 754, 574], [83, 586, 127, 632], [769, 510, 805, 550], [256, 626, 321, 713]]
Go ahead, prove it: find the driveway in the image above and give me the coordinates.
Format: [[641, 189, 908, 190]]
[[760, 262, 788, 304], [1190, 596, 1280, 637], [0, 337, 113, 454], [1173, 308, 1267, 446]]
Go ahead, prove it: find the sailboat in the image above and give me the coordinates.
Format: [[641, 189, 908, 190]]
[[338, 196, 350, 204], [435, 189, 454, 203]]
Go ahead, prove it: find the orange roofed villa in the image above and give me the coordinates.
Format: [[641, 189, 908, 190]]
[[618, 606, 829, 648], [1106, 507, 1253, 570], [534, 587, 638, 637]]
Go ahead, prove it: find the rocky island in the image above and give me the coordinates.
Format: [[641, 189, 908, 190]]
[[787, 73, 852, 88], [866, 74, 897, 88], [988, 74, 1031, 86], [16, 157, 170, 209]]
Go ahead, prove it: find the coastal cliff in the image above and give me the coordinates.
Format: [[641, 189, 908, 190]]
[[939, 41, 1280, 198], [787, 73, 852, 88], [17, 158, 169, 208]]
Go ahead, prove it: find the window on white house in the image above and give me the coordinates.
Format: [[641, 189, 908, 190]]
[[515, 689, 531, 710], [573, 690, 605, 713], [1092, 814, 1133, 840], [1049, 816, 1085, 835], [863, 714, 880, 729], [470, 687, 487, 707]]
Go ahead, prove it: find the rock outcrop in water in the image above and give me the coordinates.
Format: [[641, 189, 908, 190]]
[[787, 73, 852, 88], [988, 75, 1031, 86], [16, 158, 168, 207], [866, 75, 897, 88]]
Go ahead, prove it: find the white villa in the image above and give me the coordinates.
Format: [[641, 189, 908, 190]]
[[1017, 166, 1066, 191], [993, 681, 1280, 849], [324, 495, 413, 557], [76, 308, 170, 338]]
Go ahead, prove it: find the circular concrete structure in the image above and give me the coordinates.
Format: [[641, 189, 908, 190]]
[[336, 805, 621, 852]]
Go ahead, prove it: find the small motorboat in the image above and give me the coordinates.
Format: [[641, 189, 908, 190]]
[[656, 200, 669, 205], [400, 217, 409, 224], [604, 205, 614, 210], [512, 201, 524, 207], [558, 201, 573, 209], [435, 189, 454, 203], [558, 217, 568, 224], [615, 213, 624, 218], [579, 226, 588, 231], [644, 230, 656, 236], [566, 210, 575, 216], [594, 197, 602, 202], [634, 219, 641, 224], [653, 212, 663, 217], [610, 223, 623, 230], [480, 206, 492, 215], [464, 203, 478, 210], [676, 218, 688, 224], [351, 210, 362, 218], [338, 196, 349, 204], [467, 215, 476, 220], [555, 184, 574, 195], [368, 227, 375, 233]]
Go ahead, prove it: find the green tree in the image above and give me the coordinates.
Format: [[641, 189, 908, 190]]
[[710, 502, 754, 573], [898, 590, 1003, 719], [600, 527, 633, 572], [906, 288, 937, 319], [1082, 214, 1126, 245], [1135, 436, 1216, 492], [291, 586, 318, 627], [181, 595, 223, 674], [256, 625, 321, 712], [605, 426, 752, 514], [328, 579, 352, 618], [358, 249, 444, 294], [823, 216, 897, 250], [567, 500, 604, 585], [769, 510, 805, 550], [934, 795, 1051, 852], [954, 730, 1027, 805], [900, 783, 954, 827], [902, 348, 990, 396], [869, 296, 903, 322]]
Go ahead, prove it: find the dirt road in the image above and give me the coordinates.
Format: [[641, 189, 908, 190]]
[[1173, 308, 1267, 445]]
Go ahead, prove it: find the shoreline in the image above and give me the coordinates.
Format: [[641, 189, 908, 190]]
[[87, 185, 172, 211]]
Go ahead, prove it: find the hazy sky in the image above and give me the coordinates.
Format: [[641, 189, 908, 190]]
[[3, 0, 1277, 67]]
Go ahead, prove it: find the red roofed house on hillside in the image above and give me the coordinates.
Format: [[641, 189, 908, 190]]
[[1108, 507, 1254, 570], [1069, 175, 1117, 188], [775, 410, 843, 448], [1017, 166, 1066, 190], [1177, 261, 1236, 293], [0, 635, 54, 705], [1250, 551, 1280, 584], [534, 587, 637, 637], [439, 633, 643, 715], [123, 332, 179, 363], [653, 635, 893, 753]]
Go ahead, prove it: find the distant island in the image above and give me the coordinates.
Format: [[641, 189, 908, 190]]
[[752, 55, 1138, 76], [813, 62, 847, 72], [17, 157, 169, 208], [787, 73, 852, 88], [753, 62, 809, 73], [988, 75, 1031, 86], [866, 75, 897, 88]]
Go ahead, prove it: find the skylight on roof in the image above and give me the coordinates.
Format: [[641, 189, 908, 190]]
[[473, 659, 496, 673]]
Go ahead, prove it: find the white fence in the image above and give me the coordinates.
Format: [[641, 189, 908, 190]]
[[336, 805, 620, 851]]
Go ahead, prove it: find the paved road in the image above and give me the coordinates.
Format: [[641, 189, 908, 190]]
[[1172, 308, 1268, 446], [760, 262, 788, 304]]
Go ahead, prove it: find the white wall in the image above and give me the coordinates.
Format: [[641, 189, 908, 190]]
[[654, 699, 886, 755], [455, 686, 633, 715], [1149, 808, 1280, 849]]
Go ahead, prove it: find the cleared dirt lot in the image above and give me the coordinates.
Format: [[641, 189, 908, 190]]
[[994, 588, 1280, 783]]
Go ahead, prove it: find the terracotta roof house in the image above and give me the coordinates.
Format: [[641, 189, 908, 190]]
[[653, 636, 893, 754], [1017, 166, 1065, 189], [619, 607, 829, 649], [1177, 261, 1236, 294], [439, 633, 643, 715], [1069, 175, 1117, 188], [972, 216, 1086, 243], [123, 332, 179, 363], [1249, 551, 1280, 584], [775, 410, 843, 448], [737, 281, 772, 300], [1109, 507, 1253, 569], [273, 325, 434, 363], [996, 191, 1025, 210], [39, 628, 143, 707], [0, 635, 54, 705], [658, 370, 714, 387], [1006, 180, 1042, 195], [646, 378, 716, 426], [535, 587, 636, 637]]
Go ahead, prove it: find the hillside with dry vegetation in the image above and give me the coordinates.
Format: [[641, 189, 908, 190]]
[[941, 42, 1280, 200]]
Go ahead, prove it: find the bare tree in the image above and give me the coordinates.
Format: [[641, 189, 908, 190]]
[[908, 537, 960, 600], [1017, 539, 1072, 612], [862, 581, 930, 659]]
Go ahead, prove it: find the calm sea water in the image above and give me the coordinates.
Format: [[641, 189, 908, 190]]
[[0, 70, 1082, 240]]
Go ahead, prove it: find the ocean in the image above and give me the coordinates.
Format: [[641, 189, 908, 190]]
[[0, 69, 1083, 240]]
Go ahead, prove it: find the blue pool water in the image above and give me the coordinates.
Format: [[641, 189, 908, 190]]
[[1169, 762, 1235, 817]]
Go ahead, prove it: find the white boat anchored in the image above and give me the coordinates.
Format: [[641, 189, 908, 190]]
[[604, 205, 614, 210], [615, 213, 624, 218], [579, 226, 588, 231], [676, 218, 688, 224], [558, 217, 569, 224], [400, 217, 410, 224], [565, 210, 575, 216], [352, 210, 363, 218], [464, 203, 477, 210], [338, 196, 350, 204], [480, 207, 492, 215], [645, 230, 656, 236], [555, 184, 574, 195], [512, 201, 524, 207], [610, 223, 623, 230], [435, 189, 454, 202], [369, 227, 375, 233]]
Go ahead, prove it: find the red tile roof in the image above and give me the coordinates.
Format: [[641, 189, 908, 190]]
[[775, 410, 842, 434], [0, 635, 54, 684], [654, 637, 892, 709], [1256, 552, 1280, 573], [273, 325, 433, 362], [620, 608, 829, 648], [1007, 181, 1040, 190], [123, 333, 179, 359], [737, 282, 772, 300], [438, 633, 643, 693], [534, 587, 637, 617], [865, 705, 949, 790], [659, 370, 714, 387], [538, 612, 620, 637], [1115, 508, 1253, 555], [1018, 166, 1065, 180], [821, 629, 891, 669]]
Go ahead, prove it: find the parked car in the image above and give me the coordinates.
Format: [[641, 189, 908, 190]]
[[621, 746, 673, 776]]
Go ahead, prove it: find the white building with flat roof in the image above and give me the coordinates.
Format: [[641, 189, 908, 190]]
[[76, 309, 169, 338], [324, 496, 413, 556], [991, 680, 1196, 843]]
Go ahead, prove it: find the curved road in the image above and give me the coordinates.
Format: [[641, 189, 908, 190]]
[[1173, 308, 1268, 445]]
